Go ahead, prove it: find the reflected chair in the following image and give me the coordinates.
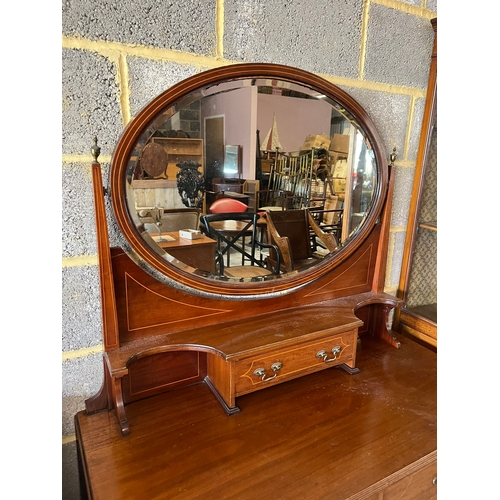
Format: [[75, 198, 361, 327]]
[[205, 180, 249, 207], [256, 189, 306, 211], [201, 212, 281, 279], [265, 150, 315, 208], [202, 199, 250, 258], [265, 209, 338, 274], [138, 208, 201, 235], [306, 171, 344, 246], [309, 205, 344, 246]]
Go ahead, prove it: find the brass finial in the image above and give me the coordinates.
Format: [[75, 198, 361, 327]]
[[91, 136, 101, 162], [389, 147, 397, 165]]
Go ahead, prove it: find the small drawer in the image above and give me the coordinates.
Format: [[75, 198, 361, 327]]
[[234, 330, 356, 396]]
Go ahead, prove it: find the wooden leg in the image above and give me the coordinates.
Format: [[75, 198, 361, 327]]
[[204, 377, 241, 416], [85, 358, 130, 436], [375, 305, 401, 349], [111, 376, 130, 436], [336, 363, 360, 375], [336, 338, 360, 374]]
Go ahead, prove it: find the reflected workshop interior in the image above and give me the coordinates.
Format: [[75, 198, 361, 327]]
[[126, 77, 377, 282]]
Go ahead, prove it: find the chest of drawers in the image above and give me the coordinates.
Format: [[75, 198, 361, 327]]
[[204, 307, 362, 413], [234, 329, 357, 396]]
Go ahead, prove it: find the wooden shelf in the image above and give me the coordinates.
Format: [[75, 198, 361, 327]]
[[151, 137, 204, 179], [404, 303, 437, 324], [131, 179, 177, 189], [399, 303, 437, 348]]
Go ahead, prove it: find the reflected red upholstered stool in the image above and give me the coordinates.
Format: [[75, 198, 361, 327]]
[[209, 198, 249, 214]]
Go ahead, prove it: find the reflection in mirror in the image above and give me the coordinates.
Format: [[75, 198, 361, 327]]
[[125, 77, 378, 282], [224, 145, 242, 179]]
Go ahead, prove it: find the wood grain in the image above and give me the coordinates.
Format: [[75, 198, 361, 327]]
[[76, 336, 436, 500]]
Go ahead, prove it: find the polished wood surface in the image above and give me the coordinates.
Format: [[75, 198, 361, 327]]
[[76, 336, 436, 500], [105, 295, 367, 371], [102, 292, 402, 419], [87, 165, 402, 435], [85, 64, 404, 441], [91, 163, 119, 351]]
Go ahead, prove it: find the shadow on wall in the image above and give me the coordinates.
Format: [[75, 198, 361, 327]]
[[62, 441, 87, 500]]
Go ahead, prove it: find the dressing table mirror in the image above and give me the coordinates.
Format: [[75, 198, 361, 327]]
[[110, 64, 388, 295], [86, 63, 403, 437]]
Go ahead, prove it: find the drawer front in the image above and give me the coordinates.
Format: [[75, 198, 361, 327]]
[[382, 460, 437, 500], [362, 456, 437, 500], [234, 330, 356, 396]]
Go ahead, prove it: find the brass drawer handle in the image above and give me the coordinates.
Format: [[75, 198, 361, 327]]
[[316, 346, 342, 363], [253, 362, 283, 382]]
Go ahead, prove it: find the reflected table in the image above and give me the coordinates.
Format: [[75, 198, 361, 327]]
[[153, 231, 217, 274]]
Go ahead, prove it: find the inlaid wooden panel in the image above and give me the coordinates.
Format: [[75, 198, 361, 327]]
[[234, 329, 357, 396], [122, 350, 207, 404], [304, 239, 377, 299], [111, 224, 381, 344]]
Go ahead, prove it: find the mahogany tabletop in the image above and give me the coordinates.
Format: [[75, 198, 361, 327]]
[[75, 335, 436, 499], [153, 231, 216, 249]]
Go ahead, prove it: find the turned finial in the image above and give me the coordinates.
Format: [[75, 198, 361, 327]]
[[389, 147, 397, 165], [91, 136, 101, 162]]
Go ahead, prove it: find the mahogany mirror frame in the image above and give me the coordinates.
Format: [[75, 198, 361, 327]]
[[109, 63, 388, 297]]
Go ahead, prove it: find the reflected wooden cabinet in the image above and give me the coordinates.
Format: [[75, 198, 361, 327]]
[[394, 18, 437, 348], [132, 137, 205, 210], [151, 137, 204, 180]]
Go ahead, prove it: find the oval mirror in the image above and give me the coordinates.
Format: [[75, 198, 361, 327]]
[[110, 63, 387, 296]]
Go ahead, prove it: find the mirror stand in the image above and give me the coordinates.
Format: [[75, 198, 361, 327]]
[[84, 63, 405, 438], [86, 139, 402, 436]]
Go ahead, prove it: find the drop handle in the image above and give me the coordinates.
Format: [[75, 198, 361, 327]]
[[316, 346, 342, 363], [253, 362, 283, 381]]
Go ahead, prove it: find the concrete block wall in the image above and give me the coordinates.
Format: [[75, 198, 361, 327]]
[[62, 0, 436, 495]]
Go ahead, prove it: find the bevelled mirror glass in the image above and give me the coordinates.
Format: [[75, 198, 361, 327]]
[[110, 64, 387, 296]]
